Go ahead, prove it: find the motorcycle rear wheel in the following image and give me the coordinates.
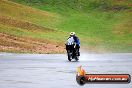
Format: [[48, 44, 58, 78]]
[[67, 52, 72, 61]]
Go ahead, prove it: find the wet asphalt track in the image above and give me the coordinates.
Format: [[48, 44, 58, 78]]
[[0, 53, 132, 88]]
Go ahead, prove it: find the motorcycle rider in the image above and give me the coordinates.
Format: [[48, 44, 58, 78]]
[[66, 32, 80, 56]]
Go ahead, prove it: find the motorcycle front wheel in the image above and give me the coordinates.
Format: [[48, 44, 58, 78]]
[[75, 56, 79, 61]]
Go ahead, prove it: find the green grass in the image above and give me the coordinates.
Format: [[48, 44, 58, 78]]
[[0, 0, 62, 29], [0, 24, 67, 45], [0, 0, 67, 41], [1, 0, 132, 52]]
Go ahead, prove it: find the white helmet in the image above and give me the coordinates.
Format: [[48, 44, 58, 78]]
[[70, 32, 75, 36]]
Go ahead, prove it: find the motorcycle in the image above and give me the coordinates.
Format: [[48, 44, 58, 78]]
[[66, 45, 79, 61]]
